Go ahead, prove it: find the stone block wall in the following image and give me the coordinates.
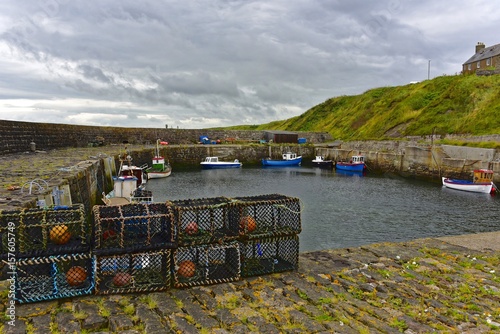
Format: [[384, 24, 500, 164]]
[[0, 120, 331, 155]]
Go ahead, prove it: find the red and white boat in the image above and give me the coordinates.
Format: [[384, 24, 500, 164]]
[[336, 155, 366, 172], [442, 169, 497, 194]]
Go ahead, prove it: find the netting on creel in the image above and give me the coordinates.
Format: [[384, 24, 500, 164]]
[[94, 249, 172, 294], [13, 253, 95, 303], [230, 194, 301, 239], [173, 241, 241, 288], [239, 235, 299, 277], [169, 197, 238, 246], [93, 202, 176, 254], [0, 204, 89, 258]]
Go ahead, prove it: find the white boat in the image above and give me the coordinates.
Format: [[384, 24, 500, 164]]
[[200, 157, 242, 169], [442, 169, 496, 194], [103, 147, 152, 205], [146, 140, 172, 179], [312, 156, 333, 168]]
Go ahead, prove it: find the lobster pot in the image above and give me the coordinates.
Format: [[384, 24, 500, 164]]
[[95, 249, 171, 295], [239, 235, 299, 278], [173, 241, 240, 288], [230, 194, 301, 239], [1, 204, 89, 258], [93, 202, 176, 255], [14, 253, 95, 304], [170, 197, 237, 246]]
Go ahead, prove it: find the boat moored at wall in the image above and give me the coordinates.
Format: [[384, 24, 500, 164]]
[[336, 155, 366, 172], [442, 169, 497, 194], [147, 139, 172, 179], [312, 156, 333, 168], [200, 156, 242, 169], [262, 152, 302, 167]]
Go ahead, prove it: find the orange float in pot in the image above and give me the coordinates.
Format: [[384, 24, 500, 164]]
[[177, 260, 196, 278], [113, 272, 132, 287], [185, 222, 199, 236], [50, 224, 71, 245], [66, 266, 87, 286], [239, 216, 257, 233]]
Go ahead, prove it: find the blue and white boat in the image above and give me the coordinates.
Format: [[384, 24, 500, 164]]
[[336, 155, 366, 172], [262, 152, 302, 167], [200, 157, 242, 169]]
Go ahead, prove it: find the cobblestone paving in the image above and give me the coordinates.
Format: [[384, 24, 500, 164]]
[[2, 237, 499, 333]]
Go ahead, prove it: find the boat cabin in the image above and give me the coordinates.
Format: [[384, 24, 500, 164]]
[[120, 165, 146, 188], [204, 157, 219, 163], [282, 152, 297, 160], [473, 169, 494, 183], [152, 156, 165, 165], [350, 155, 365, 163]]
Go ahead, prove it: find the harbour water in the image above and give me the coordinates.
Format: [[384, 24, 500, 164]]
[[145, 166, 500, 252]]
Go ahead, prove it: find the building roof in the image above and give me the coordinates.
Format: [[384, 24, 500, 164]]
[[463, 43, 500, 65], [263, 130, 298, 135]]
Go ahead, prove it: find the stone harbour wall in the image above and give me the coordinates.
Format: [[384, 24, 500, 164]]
[[0, 120, 331, 155]]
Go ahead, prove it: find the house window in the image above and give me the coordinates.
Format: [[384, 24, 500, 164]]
[[477, 61, 480, 68], [486, 58, 490, 66], [467, 64, 471, 70]]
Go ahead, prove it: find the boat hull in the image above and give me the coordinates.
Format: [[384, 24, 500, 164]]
[[336, 162, 365, 172], [201, 162, 242, 169], [262, 157, 302, 166], [147, 170, 172, 179], [312, 161, 333, 168], [336, 169, 365, 177], [442, 177, 493, 194]]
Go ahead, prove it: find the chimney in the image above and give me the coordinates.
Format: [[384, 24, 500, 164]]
[[476, 42, 485, 53]]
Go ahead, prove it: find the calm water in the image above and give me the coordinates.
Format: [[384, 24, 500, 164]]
[[145, 166, 500, 252]]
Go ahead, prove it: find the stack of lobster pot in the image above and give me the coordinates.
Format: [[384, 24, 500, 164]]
[[0, 205, 93, 303], [2, 193, 301, 303], [229, 194, 301, 278], [91, 203, 176, 294], [168, 197, 242, 288]]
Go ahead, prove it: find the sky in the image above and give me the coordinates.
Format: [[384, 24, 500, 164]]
[[0, 1, 499, 129]]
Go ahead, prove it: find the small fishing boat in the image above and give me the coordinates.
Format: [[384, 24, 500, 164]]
[[200, 157, 242, 169], [146, 140, 172, 179], [442, 169, 497, 194], [336, 155, 366, 172], [103, 146, 152, 205], [312, 156, 333, 168], [262, 152, 302, 167]]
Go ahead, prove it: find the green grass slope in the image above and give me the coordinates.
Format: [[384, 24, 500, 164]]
[[225, 75, 500, 140]]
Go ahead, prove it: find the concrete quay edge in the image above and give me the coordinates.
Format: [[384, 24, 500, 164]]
[[1, 232, 499, 334]]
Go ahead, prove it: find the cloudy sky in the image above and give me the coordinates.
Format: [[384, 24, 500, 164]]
[[0, 1, 498, 129]]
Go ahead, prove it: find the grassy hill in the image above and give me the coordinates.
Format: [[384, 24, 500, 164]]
[[224, 75, 500, 141]]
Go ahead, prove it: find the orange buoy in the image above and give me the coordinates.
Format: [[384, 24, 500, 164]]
[[113, 272, 132, 287], [50, 224, 71, 245], [185, 222, 199, 236], [239, 216, 257, 233], [66, 266, 87, 286], [178, 260, 196, 278]]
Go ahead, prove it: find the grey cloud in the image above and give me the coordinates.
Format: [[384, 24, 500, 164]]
[[0, 0, 499, 128]]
